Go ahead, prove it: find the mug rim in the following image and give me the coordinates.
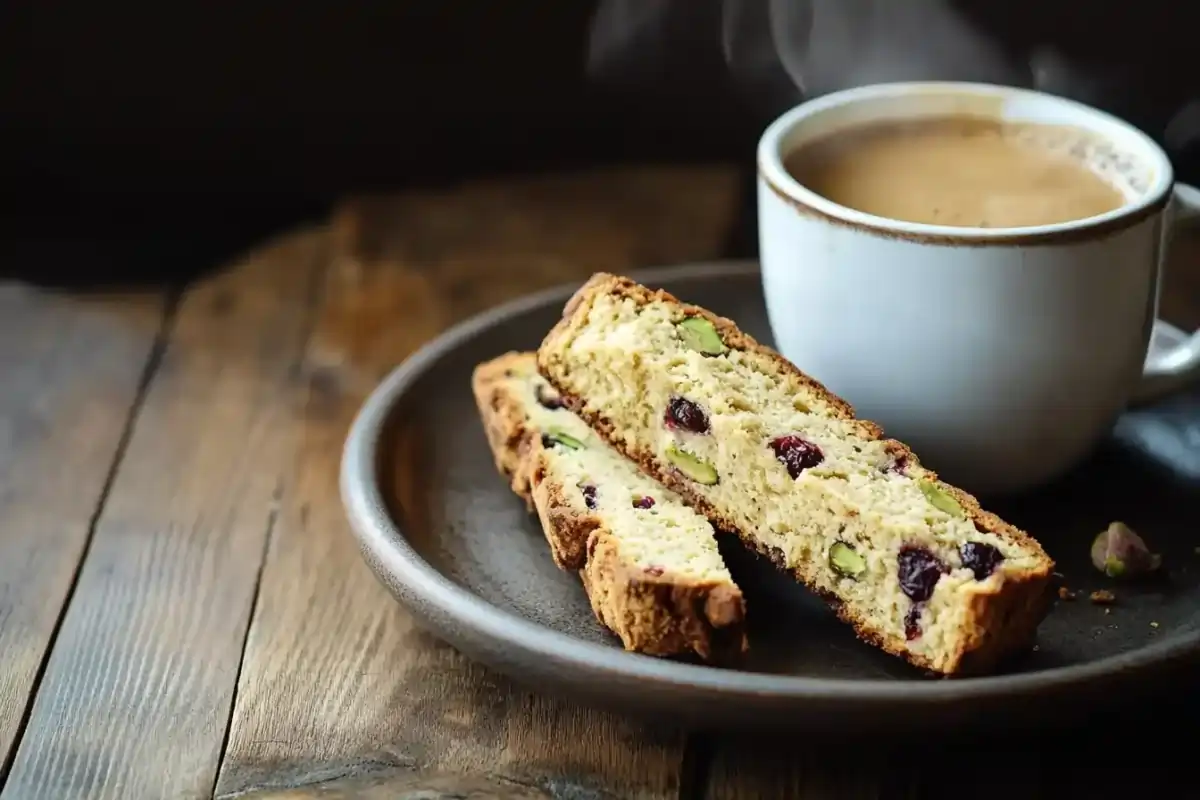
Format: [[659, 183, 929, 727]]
[[757, 81, 1175, 245]]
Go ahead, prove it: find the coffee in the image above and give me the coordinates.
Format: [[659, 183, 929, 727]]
[[783, 116, 1128, 228]]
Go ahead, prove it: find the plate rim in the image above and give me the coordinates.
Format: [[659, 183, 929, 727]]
[[341, 260, 1200, 706]]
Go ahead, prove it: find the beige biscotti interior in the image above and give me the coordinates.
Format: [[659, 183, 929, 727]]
[[538, 277, 1055, 674], [496, 354, 735, 587], [473, 352, 746, 660]]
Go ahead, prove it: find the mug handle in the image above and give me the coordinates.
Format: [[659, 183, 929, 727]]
[[1131, 183, 1200, 405]]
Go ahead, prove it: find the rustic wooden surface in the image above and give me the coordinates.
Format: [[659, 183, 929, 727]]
[[0, 165, 1195, 800]]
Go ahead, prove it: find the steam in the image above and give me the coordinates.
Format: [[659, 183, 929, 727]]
[[1165, 100, 1200, 154], [586, 0, 679, 81], [588, 0, 1030, 103], [585, 0, 1199, 155], [721, 0, 800, 92], [762, 0, 1027, 97]]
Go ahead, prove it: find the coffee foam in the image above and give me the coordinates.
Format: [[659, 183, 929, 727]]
[[1004, 122, 1150, 201], [780, 114, 1139, 230]]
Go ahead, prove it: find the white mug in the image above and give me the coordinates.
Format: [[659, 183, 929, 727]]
[[757, 81, 1200, 496]]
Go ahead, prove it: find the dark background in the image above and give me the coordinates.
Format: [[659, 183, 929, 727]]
[[1, 0, 1196, 284]]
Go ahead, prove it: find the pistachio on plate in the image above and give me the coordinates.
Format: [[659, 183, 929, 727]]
[[1090, 521, 1161, 579]]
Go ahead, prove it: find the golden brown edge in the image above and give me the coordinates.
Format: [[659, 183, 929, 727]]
[[536, 272, 1056, 676], [471, 351, 748, 661], [470, 352, 540, 509], [577, 524, 748, 661]]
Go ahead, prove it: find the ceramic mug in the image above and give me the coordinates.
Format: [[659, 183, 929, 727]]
[[757, 81, 1200, 496]]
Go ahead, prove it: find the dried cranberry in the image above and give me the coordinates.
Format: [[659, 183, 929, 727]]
[[632, 496, 655, 509], [580, 484, 597, 510], [644, 565, 664, 577], [897, 546, 947, 603], [664, 396, 710, 434], [769, 435, 824, 478], [904, 605, 923, 640], [535, 384, 564, 410], [960, 542, 1004, 581], [887, 455, 909, 475]]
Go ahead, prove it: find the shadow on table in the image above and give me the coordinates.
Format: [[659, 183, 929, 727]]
[[692, 715, 1197, 797], [0, 193, 332, 291]]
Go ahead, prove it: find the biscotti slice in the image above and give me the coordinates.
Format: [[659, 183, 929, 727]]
[[537, 274, 1055, 676], [471, 352, 747, 660]]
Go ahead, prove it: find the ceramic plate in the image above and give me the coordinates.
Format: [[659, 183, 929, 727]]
[[341, 262, 1200, 733]]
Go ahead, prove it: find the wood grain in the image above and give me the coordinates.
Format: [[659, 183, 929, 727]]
[[213, 167, 740, 799], [232, 767, 576, 799], [0, 287, 164, 775], [0, 232, 328, 800]]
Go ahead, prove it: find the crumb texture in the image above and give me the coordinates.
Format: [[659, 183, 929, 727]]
[[538, 274, 1055, 675], [471, 351, 746, 660]]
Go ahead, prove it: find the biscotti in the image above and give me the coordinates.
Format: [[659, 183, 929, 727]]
[[471, 352, 747, 660], [537, 274, 1055, 676]]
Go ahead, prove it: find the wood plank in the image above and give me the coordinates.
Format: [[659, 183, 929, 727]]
[[231, 768, 588, 799], [0, 287, 164, 775], [0, 231, 329, 800], [214, 166, 741, 799]]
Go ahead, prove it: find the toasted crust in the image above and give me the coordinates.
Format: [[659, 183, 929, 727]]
[[537, 273, 1056, 676], [472, 352, 747, 661], [471, 352, 541, 508], [580, 526, 747, 659]]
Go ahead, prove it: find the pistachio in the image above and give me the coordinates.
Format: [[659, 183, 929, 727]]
[[676, 316, 729, 356], [542, 431, 585, 451], [664, 444, 719, 485], [919, 480, 965, 518], [1091, 521, 1161, 579], [829, 541, 867, 579]]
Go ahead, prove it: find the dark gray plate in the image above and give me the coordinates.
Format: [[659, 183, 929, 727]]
[[341, 262, 1200, 734]]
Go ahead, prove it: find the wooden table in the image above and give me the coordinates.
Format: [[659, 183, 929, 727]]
[[1, 166, 1197, 800]]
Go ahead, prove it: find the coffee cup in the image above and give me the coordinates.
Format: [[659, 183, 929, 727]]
[[757, 81, 1200, 496]]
